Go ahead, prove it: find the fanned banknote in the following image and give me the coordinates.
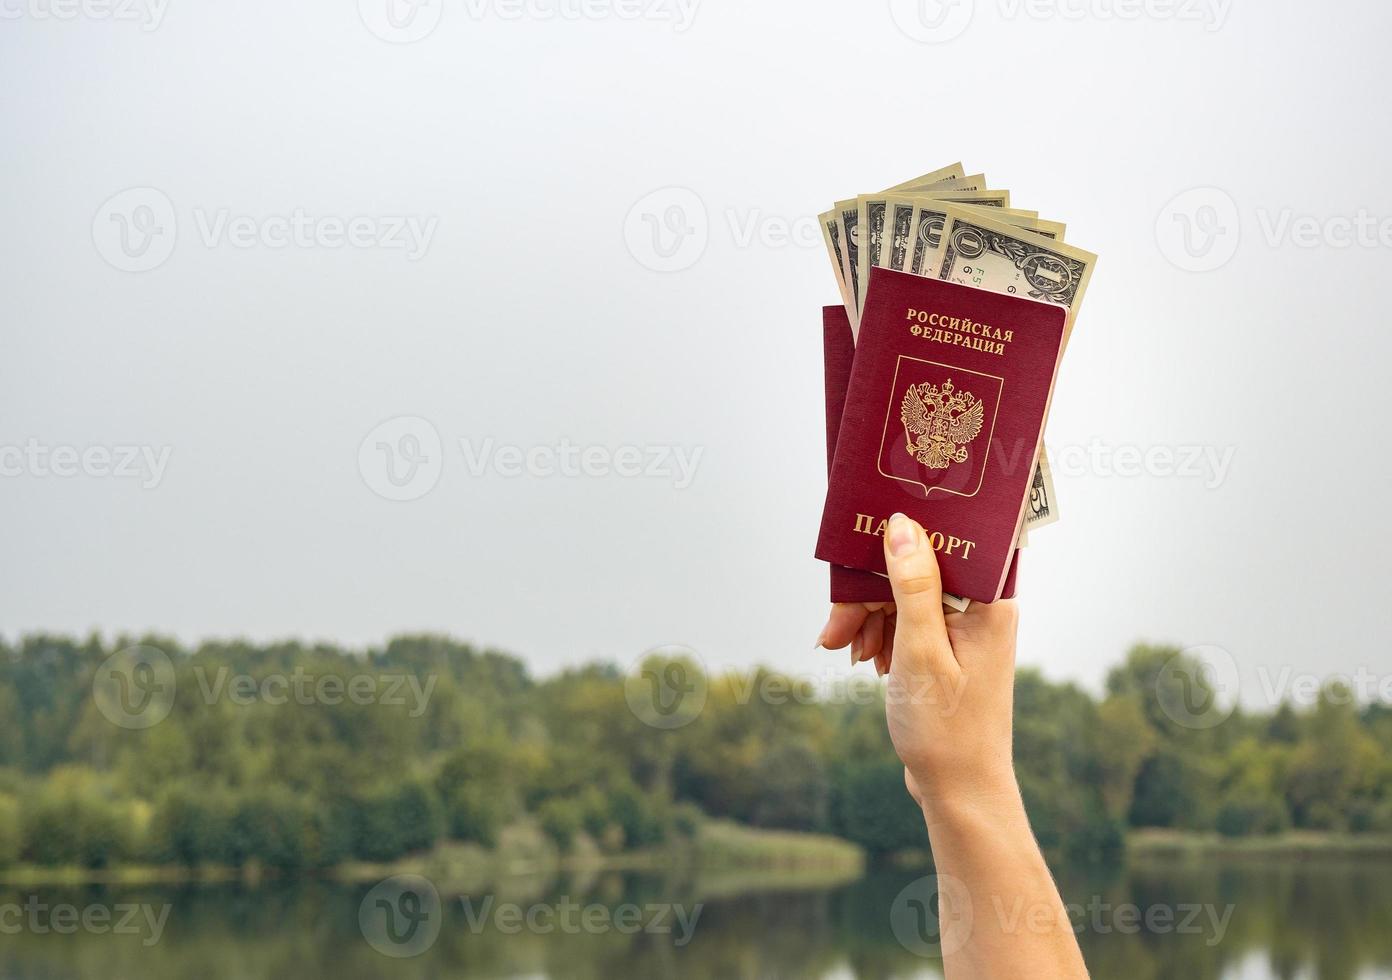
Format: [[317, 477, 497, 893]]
[[928, 204, 1097, 349], [881, 162, 964, 192]]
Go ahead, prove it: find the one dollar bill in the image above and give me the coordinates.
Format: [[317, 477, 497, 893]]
[[927, 205, 1099, 533]]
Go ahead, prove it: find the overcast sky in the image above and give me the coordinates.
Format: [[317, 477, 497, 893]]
[[2, 0, 1389, 709]]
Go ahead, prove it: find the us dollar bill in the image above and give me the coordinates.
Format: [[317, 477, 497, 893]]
[[930, 206, 1099, 532], [851, 190, 1007, 306], [896, 172, 988, 193], [860, 190, 1011, 309], [840, 171, 964, 330], [892, 200, 1063, 276], [903, 196, 1012, 276], [1024, 451, 1057, 533], [885, 196, 918, 272], [931, 205, 1097, 348], [882, 162, 964, 192], [858, 178, 973, 314], [819, 208, 854, 314], [835, 199, 861, 323]]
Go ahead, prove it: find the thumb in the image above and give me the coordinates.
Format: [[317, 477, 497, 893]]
[[883, 512, 953, 672]]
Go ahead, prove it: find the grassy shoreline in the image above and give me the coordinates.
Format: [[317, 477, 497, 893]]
[[0, 820, 866, 889], [1126, 828, 1392, 862], [6, 827, 1392, 887]]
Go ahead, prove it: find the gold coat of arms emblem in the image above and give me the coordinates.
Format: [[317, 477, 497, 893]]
[[899, 379, 986, 469]]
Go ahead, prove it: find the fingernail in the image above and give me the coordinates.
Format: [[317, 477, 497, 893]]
[[887, 513, 917, 558], [812, 628, 827, 650], [851, 637, 861, 666]]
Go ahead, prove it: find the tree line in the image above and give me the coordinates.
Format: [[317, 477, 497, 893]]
[[0, 634, 1388, 871]]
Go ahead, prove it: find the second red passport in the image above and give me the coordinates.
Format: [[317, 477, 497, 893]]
[[816, 269, 1065, 602]]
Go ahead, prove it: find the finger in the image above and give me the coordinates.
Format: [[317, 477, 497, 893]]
[[903, 767, 925, 807], [883, 513, 956, 676], [861, 609, 886, 664], [946, 598, 1020, 671], [879, 613, 898, 675], [817, 603, 869, 650]]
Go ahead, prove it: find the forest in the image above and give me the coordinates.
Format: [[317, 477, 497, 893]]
[[1, 634, 1388, 872]]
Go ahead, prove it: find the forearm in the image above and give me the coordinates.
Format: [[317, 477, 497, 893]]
[[920, 777, 1089, 980]]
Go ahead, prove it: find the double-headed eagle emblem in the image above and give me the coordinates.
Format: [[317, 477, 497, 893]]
[[899, 379, 985, 469]]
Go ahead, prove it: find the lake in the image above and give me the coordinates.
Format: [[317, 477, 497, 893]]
[[1, 859, 1388, 978]]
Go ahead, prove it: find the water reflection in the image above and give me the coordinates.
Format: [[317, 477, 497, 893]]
[[0, 860, 1388, 979]]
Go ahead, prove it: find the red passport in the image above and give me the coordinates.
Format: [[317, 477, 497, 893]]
[[822, 304, 1021, 604], [823, 305, 896, 604], [817, 271, 1062, 602]]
